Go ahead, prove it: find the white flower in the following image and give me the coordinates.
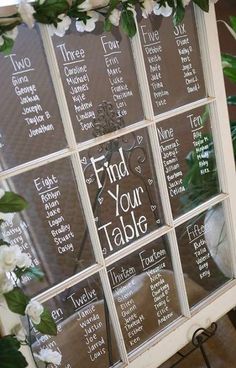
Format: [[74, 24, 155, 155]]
[[18, 0, 35, 29], [0, 272, 14, 294], [0, 212, 15, 224], [5, 28, 18, 40], [25, 300, 44, 325], [0, 189, 5, 199], [78, 0, 92, 11], [141, 0, 155, 18], [11, 324, 26, 342], [153, 3, 173, 17], [182, 0, 191, 6], [109, 9, 121, 27], [16, 252, 31, 269], [78, 0, 109, 10], [48, 15, 71, 37], [76, 11, 99, 33], [0, 27, 18, 47], [34, 348, 62, 366], [0, 245, 20, 272]]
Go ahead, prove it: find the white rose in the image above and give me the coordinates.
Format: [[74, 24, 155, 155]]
[[16, 252, 31, 269], [0, 28, 18, 48], [0, 273, 14, 294], [11, 324, 26, 342], [153, 3, 173, 17], [109, 9, 121, 27], [25, 300, 44, 325], [0, 245, 20, 272], [48, 15, 71, 37], [5, 28, 18, 40], [34, 348, 62, 366], [79, 0, 109, 9], [78, 0, 92, 11], [76, 11, 99, 32], [0, 189, 5, 199], [141, 0, 155, 18], [0, 212, 15, 224], [18, 0, 35, 29]]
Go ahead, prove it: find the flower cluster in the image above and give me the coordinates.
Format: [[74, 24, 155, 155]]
[[0, 0, 217, 54], [0, 189, 60, 367]]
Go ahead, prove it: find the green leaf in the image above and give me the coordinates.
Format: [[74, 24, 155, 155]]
[[104, 18, 112, 32], [34, 0, 69, 24], [4, 287, 29, 315], [173, 0, 185, 26], [0, 191, 27, 213], [35, 308, 57, 336], [224, 67, 236, 83], [227, 96, 236, 105], [230, 16, 236, 33], [0, 37, 14, 55], [0, 336, 27, 368], [222, 53, 236, 68], [120, 9, 136, 38], [192, 0, 209, 12]]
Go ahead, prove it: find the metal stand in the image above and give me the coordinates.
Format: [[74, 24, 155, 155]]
[[169, 323, 218, 368]]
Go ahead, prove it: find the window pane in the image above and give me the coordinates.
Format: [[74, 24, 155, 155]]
[[82, 128, 164, 257], [52, 21, 144, 143], [0, 25, 67, 170], [0, 157, 95, 295], [157, 106, 220, 217], [30, 274, 120, 367], [176, 203, 233, 307], [138, 5, 206, 115], [107, 237, 181, 353]]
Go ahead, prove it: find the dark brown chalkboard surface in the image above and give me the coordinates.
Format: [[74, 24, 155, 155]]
[[107, 237, 180, 352], [31, 274, 120, 368], [157, 106, 220, 218], [138, 5, 206, 114], [52, 21, 144, 143], [176, 204, 232, 307], [0, 25, 67, 171], [0, 157, 95, 295], [82, 128, 164, 257]]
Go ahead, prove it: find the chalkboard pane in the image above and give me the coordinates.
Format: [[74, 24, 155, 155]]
[[52, 22, 144, 143], [176, 204, 232, 307], [108, 237, 181, 353], [0, 25, 67, 171], [0, 157, 95, 295], [30, 274, 120, 368], [138, 5, 206, 114], [82, 128, 164, 258], [157, 106, 220, 218]]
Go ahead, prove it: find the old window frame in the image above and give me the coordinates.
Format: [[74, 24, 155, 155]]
[[0, 2, 236, 368]]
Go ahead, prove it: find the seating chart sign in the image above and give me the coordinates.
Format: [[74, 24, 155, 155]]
[[82, 128, 164, 257], [0, 25, 67, 171], [52, 22, 144, 143], [176, 204, 232, 307], [157, 107, 220, 217], [31, 275, 120, 368], [0, 158, 95, 295], [138, 5, 206, 115], [107, 237, 180, 352]]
